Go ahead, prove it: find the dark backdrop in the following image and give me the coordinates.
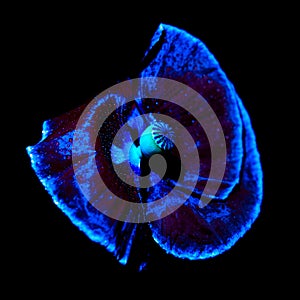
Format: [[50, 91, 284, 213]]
[[9, 5, 284, 279]]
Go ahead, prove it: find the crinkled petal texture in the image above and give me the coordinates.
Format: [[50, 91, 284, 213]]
[[141, 24, 263, 259], [26, 23, 263, 268]]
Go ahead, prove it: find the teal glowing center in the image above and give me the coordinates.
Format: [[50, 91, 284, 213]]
[[139, 121, 174, 158], [152, 122, 175, 151]]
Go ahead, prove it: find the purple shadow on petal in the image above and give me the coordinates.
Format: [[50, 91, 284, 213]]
[[26, 101, 143, 266], [141, 23, 263, 260]]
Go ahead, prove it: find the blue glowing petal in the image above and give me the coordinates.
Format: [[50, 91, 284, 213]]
[[149, 93, 263, 259], [140, 23, 263, 259], [26, 101, 141, 266]]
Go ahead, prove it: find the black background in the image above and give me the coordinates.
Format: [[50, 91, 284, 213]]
[[7, 3, 289, 281]]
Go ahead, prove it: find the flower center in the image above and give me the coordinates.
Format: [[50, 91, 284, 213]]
[[139, 121, 174, 157], [129, 121, 174, 175]]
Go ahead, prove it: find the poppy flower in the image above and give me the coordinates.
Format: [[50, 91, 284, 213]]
[[26, 23, 263, 271]]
